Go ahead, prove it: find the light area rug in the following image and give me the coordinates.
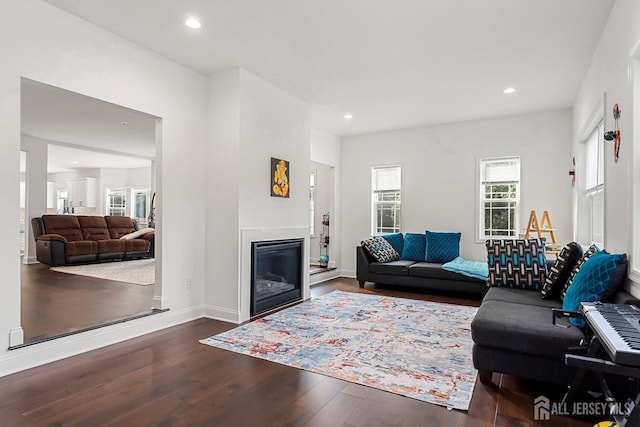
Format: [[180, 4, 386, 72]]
[[50, 259, 155, 285], [200, 290, 478, 410]]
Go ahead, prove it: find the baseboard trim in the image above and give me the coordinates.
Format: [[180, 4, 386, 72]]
[[310, 269, 341, 285], [203, 305, 240, 324], [0, 306, 204, 378], [341, 269, 356, 278]]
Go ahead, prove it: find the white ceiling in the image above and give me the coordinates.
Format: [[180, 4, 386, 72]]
[[41, 0, 615, 137], [21, 78, 155, 173]]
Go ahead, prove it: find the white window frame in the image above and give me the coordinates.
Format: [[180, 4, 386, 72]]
[[131, 188, 151, 227], [371, 165, 402, 235], [106, 187, 126, 217], [584, 121, 605, 247], [309, 169, 316, 236], [478, 157, 521, 240]]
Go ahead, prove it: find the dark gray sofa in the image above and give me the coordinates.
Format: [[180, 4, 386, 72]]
[[471, 286, 640, 385], [356, 246, 488, 296]]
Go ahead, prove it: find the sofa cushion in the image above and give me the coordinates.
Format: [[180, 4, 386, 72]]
[[486, 238, 547, 291], [425, 231, 461, 263], [41, 215, 83, 242], [369, 260, 415, 275], [381, 233, 404, 255], [77, 216, 111, 241], [471, 300, 584, 358], [123, 238, 151, 254], [104, 216, 137, 239], [541, 242, 583, 300], [407, 262, 483, 283], [361, 236, 400, 263], [563, 251, 627, 327], [65, 240, 98, 257], [482, 287, 561, 309], [561, 244, 600, 300], [401, 233, 426, 262], [97, 239, 126, 254]]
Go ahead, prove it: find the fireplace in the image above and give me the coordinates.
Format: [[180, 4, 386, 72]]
[[251, 238, 303, 316]]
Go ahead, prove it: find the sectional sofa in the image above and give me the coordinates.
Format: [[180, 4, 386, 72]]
[[471, 239, 639, 386], [32, 214, 154, 266]]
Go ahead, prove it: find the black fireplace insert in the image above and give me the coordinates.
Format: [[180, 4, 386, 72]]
[[251, 238, 303, 316]]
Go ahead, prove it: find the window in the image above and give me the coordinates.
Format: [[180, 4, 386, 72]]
[[479, 157, 520, 239], [106, 187, 126, 216], [584, 121, 604, 246], [371, 166, 401, 235], [309, 170, 316, 236], [132, 188, 151, 227]]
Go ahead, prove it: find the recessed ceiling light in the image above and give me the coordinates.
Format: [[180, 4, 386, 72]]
[[344, 113, 353, 119], [184, 17, 202, 29], [72, 161, 79, 165], [121, 121, 129, 126], [503, 87, 516, 94]]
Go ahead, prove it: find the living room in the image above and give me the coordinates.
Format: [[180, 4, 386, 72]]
[[1, 0, 640, 424]]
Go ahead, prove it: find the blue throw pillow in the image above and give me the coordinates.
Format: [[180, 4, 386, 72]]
[[401, 233, 426, 262], [425, 231, 461, 263], [381, 233, 404, 255], [562, 251, 625, 327]]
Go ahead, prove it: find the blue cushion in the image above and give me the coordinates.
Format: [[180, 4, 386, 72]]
[[381, 233, 404, 255], [562, 251, 624, 327], [401, 233, 426, 262], [425, 231, 461, 263]]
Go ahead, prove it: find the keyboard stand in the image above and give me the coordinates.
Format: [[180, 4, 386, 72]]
[[562, 335, 640, 426]]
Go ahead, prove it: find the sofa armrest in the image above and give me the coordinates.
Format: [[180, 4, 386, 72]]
[[36, 233, 68, 243], [140, 231, 155, 241]]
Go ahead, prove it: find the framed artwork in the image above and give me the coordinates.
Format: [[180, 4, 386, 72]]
[[271, 157, 290, 198]]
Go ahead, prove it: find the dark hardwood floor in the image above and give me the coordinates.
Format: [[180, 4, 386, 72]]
[[1, 278, 595, 426], [21, 262, 155, 344]]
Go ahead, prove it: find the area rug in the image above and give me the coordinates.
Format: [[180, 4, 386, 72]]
[[200, 290, 478, 410], [50, 259, 155, 285]]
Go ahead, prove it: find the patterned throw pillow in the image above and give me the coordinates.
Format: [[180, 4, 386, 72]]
[[486, 238, 547, 290], [361, 237, 400, 263], [381, 233, 404, 255], [561, 244, 599, 300], [425, 231, 461, 263], [540, 242, 583, 300], [562, 251, 625, 327], [401, 233, 426, 262]]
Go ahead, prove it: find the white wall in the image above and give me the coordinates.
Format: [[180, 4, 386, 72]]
[[311, 128, 342, 279], [310, 161, 334, 263], [205, 68, 311, 322], [20, 137, 48, 263], [572, 0, 640, 296], [340, 110, 573, 276], [0, 0, 207, 375]]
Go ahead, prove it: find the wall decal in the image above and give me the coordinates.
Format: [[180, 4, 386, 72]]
[[271, 157, 290, 198]]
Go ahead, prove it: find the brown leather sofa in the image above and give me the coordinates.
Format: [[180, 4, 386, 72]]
[[31, 215, 154, 266]]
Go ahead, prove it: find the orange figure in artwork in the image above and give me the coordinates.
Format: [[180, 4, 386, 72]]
[[272, 159, 289, 197]]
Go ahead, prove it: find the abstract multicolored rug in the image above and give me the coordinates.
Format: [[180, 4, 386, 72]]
[[200, 290, 478, 410]]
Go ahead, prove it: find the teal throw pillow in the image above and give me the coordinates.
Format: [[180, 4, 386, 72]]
[[401, 233, 426, 262], [425, 231, 461, 263], [381, 233, 404, 255], [562, 251, 625, 328]]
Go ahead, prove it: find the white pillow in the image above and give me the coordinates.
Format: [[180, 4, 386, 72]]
[[120, 227, 155, 240]]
